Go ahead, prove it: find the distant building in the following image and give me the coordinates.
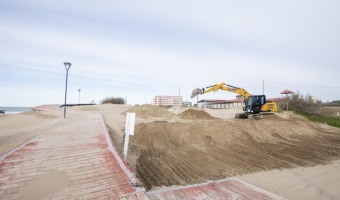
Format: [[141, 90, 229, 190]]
[[198, 94, 290, 109], [280, 89, 294, 97], [153, 96, 183, 107], [197, 99, 243, 109], [197, 91, 290, 110]]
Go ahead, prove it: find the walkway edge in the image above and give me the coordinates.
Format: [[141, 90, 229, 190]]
[[100, 115, 143, 191]]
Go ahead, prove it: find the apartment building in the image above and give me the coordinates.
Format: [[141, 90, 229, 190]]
[[153, 96, 183, 107]]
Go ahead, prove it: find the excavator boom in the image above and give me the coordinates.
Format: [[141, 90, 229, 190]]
[[191, 82, 250, 100]]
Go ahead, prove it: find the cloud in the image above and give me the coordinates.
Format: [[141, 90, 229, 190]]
[[1, 0, 340, 106]]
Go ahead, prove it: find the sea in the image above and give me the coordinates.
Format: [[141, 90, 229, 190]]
[[0, 107, 32, 114]]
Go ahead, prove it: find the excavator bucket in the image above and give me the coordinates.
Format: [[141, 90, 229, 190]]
[[191, 88, 202, 98]]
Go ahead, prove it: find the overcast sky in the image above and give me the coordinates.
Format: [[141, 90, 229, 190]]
[[1, 0, 339, 107]]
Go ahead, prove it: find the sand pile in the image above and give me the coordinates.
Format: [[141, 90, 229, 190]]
[[178, 109, 217, 120], [123, 104, 174, 119], [130, 115, 340, 189]]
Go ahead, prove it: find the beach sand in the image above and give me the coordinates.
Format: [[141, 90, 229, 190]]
[[235, 160, 340, 200], [0, 107, 62, 156], [1, 104, 339, 200]]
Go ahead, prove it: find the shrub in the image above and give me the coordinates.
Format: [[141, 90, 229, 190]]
[[101, 97, 125, 104], [287, 92, 321, 114]]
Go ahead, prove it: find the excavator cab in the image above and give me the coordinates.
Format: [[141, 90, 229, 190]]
[[245, 95, 266, 114]]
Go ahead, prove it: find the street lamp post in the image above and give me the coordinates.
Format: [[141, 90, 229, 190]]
[[63, 62, 72, 118], [78, 89, 81, 104]]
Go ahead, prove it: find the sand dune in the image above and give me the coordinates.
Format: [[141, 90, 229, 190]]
[[129, 111, 340, 190]]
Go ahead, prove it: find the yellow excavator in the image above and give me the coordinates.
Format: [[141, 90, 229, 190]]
[[191, 82, 277, 119]]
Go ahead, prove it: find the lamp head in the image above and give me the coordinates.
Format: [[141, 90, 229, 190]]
[[64, 62, 72, 70]]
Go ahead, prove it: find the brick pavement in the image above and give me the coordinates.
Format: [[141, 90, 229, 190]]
[[0, 113, 148, 199]]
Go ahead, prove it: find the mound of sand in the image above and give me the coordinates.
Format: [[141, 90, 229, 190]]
[[130, 115, 340, 189], [178, 109, 217, 120], [123, 104, 174, 119]]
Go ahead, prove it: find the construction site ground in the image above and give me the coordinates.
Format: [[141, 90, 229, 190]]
[[1, 104, 339, 199], [100, 104, 340, 200]]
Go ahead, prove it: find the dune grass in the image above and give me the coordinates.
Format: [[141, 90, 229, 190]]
[[296, 111, 340, 128]]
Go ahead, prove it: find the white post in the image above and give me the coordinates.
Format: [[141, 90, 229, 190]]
[[263, 79, 264, 95], [123, 112, 135, 160]]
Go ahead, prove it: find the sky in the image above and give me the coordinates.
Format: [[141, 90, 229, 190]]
[[1, 0, 340, 107]]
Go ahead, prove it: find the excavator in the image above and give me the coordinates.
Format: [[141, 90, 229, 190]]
[[191, 82, 277, 119]]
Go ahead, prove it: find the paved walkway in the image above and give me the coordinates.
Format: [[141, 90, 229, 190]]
[[0, 113, 147, 199]]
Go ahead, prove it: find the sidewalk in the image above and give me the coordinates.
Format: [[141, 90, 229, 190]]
[[0, 113, 147, 199]]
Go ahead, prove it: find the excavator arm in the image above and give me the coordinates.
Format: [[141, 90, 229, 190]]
[[191, 82, 250, 100]]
